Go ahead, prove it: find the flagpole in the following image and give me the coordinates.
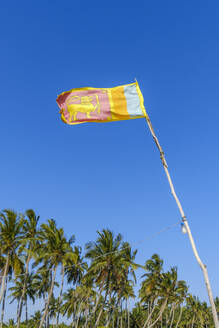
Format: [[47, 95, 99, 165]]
[[144, 113, 219, 328]]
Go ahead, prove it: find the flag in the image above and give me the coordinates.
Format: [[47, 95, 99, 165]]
[[56, 81, 146, 125]]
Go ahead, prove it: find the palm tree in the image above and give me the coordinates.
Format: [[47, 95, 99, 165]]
[[122, 281, 135, 328], [29, 311, 41, 328], [1, 209, 217, 328], [85, 229, 124, 327], [34, 219, 76, 328], [56, 245, 86, 328], [0, 210, 24, 328], [200, 301, 212, 328], [9, 272, 37, 326], [33, 267, 52, 301], [0, 209, 24, 305], [105, 242, 138, 327], [145, 267, 185, 328], [139, 254, 164, 328], [215, 297, 219, 324], [85, 230, 138, 328], [162, 268, 188, 328], [139, 256, 187, 328], [64, 246, 86, 286], [62, 288, 83, 328], [62, 285, 94, 328], [61, 288, 76, 327], [186, 294, 204, 328], [16, 209, 40, 328], [130, 302, 144, 328], [33, 268, 59, 328], [7, 318, 15, 328], [48, 294, 59, 325], [0, 262, 13, 328]]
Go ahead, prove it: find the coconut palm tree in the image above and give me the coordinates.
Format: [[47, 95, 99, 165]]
[[62, 287, 86, 328], [162, 268, 188, 328], [139, 256, 187, 328], [33, 267, 59, 328], [61, 288, 76, 327], [0, 263, 13, 328], [71, 273, 96, 328], [130, 302, 144, 328], [34, 219, 76, 328], [122, 281, 135, 328], [215, 297, 219, 325], [29, 310, 41, 328], [139, 254, 164, 328], [7, 318, 15, 328], [62, 285, 94, 328], [186, 294, 204, 328], [200, 301, 212, 328], [145, 267, 184, 328], [56, 243, 84, 328], [0, 209, 24, 305], [0, 210, 24, 328], [173, 279, 188, 328], [64, 246, 86, 287], [9, 272, 37, 326], [47, 294, 59, 326], [16, 209, 40, 328], [85, 229, 125, 327], [105, 242, 138, 328]]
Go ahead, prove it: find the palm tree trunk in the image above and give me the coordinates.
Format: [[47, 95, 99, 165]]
[[0, 252, 10, 304], [147, 298, 168, 328], [94, 306, 104, 327], [17, 253, 31, 328], [169, 306, 176, 328], [75, 301, 83, 328], [17, 300, 20, 323], [120, 301, 123, 328], [128, 299, 130, 328], [142, 301, 157, 328], [47, 313, 49, 328], [26, 301, 28, 327], [106, 295, 123, 328], [116, 312, 119, 328], [91, 283, 104, 320], [0, 277, 8, 328], [56, 265, 65, 328], [105, 292, 112, 326], [83, 308, 89, 328], [165, 305, 173, 328], [43, 294, 46, 328], [39, 265, 58, 328], [191, 315, 195, 328], [94, 288, 109, 328], [75, 311, 82, 328], [175, 306, 183, 328], [72, 303, 77, 328]]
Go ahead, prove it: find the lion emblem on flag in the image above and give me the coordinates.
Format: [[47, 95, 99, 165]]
[[66, 95, 100, 122]]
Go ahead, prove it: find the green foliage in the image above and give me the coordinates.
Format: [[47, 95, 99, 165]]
[[0, 209, 217, 328]]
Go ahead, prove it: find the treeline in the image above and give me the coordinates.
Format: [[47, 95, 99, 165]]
[[0, 209, 218, 328]]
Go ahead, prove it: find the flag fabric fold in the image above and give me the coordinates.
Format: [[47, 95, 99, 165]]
[[56, 82, 146, 125]]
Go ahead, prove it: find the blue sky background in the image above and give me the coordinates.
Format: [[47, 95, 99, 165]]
[[1, 0, 219, 319]]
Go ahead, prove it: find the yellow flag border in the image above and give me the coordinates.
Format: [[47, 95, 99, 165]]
[[57, 81, 147, 125]]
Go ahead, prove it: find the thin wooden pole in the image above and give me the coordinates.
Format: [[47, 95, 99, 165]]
[[144, 113, 219, 328]]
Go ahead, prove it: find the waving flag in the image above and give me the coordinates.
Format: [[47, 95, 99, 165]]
[[56, 82, 146, 125]]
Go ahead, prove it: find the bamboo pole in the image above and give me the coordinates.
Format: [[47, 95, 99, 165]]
[[144, 113, 219, 328]]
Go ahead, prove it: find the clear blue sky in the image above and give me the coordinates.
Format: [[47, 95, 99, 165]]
[[1, 0, 219, 310]]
